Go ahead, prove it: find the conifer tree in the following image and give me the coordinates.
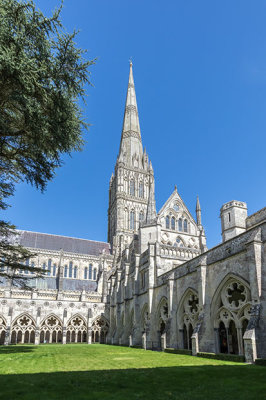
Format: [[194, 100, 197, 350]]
[[0, 0, 94, 287]]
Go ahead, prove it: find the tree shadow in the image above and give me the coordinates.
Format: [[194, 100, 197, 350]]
[[0, 345, 35, 354], [0, 364, 265, 400]]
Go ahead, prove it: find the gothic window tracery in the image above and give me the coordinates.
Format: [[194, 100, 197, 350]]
[[10, 314, 36, 344], [157, 298, 168, 335], [184, 219, 188, 232], [91, 316, 109, 344], [129, 180, 135, 196], [84, 267, 88, 279], [165, 216, 170, 229], [89, 264, 92, 280], [214, 278, 251, 355], [178, 290, 199, 350], [66, 315, 87, 343], [171, 217, 175, 230], [130, 211, 135, 230], [178, 218, 183, 232], [0, 316, 6, 345], [40, 314, 62, 344], [139, 182, 144, 198]]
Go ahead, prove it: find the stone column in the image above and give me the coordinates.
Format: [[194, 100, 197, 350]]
[[4, 327, 11, 346]]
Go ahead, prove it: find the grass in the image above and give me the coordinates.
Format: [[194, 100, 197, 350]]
[[0, 344, 265, 400]]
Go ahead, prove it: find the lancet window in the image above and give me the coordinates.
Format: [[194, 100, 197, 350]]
[[165, 216, 170, 229], [139, 182, 144, 198], [89, 264, 92, 280], [178, 218, 183, 231], [130, 180, 135, 196], [171, 217, 175, 230], [130, 211, 135, 230]]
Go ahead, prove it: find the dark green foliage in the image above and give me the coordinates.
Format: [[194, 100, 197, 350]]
[[164, 348, 192, 355], [197, 352, 245, 363], [255, 358, 266, 366], [0, 0, 94, 286]]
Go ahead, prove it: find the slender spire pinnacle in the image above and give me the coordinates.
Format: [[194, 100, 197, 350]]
[[196, 196, 202, 226], [146, 176, 156, 224], [118, 62, 143, 166]]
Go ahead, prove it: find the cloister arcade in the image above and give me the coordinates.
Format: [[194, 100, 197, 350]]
[[212, 276, 251, 355], [91, 316, 109, 343]]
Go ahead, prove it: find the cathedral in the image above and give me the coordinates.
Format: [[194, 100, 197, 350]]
[[0, 63, 265, 363]]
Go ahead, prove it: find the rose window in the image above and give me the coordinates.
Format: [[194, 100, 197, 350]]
[[47, 317, 57, 327], [226, 283, 246, 308], [19, 317, 30, 326], [188, 295, 198, 314], [73, 318, 82, 326]]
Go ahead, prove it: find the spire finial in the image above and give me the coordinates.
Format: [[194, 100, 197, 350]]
[[129, 57, 133, 66], [175, 185, 177, 191]]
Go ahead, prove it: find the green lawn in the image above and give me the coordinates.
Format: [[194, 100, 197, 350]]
[[0, 344, 265, 400]]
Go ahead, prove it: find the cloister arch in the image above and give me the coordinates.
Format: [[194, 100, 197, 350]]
[[211, 274, 251, 355], [177, 288, 199, 350], [66, 314, 87, 343], [40, 314, 63, 344], [0, 316, 7, 345], [10, 313, 36, 344], [91, 315, 109, 344]]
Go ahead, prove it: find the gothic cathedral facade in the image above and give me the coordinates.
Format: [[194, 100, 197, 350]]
[[0, 64, 265, 363]]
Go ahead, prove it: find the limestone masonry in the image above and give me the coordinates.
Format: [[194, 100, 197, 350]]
[[0, 63, 265, 362]]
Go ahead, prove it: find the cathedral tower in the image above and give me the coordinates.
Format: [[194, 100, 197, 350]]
[[108, 62, 154, 252]]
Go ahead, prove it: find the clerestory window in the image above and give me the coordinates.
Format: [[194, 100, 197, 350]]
[[130, 180, 135, 196]]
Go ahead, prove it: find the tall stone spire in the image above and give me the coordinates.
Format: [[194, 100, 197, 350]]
[[118, 62, 143, 167], [196, 196, 202, 226], [146, 163, 156, 223]]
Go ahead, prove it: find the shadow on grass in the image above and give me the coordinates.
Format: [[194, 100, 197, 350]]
[[0, 345, 35, 354], [0, 364, 265, 400]]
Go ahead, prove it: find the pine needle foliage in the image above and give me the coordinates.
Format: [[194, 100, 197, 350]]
[[0, 0, 95, 287]]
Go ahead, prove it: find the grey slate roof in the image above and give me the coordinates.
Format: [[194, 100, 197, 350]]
[[17, 230, 110, 256]]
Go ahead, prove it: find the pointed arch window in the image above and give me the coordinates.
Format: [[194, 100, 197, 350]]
[[52, 264, 56, 277], [74, 266, 78, 279], [184, 219, 188, 232], [139, 211, 144, 223], [139, 182, 144, 198], [47, 259, 52, 276], [165, 216, 170, 229], [64, 265, 68, 278], [84, 267, 88, 280], [130, 180, 135, 196], [69, 262, 73, 278], [89, 264, 92, 280], [31, 261, 35, 275], [130, 211, 135, 230], [24, 258, 30, 274], [171, 217, 175, 230], [178, 218, 183, 231], [93, 268, 97, 281]]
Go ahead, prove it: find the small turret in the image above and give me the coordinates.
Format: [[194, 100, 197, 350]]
[[220, 200, 247, 242], [196, 196, 202, 227]]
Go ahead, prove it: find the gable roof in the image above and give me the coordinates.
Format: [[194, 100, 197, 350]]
[[158, 187, 197, 224], [16, 230, 111, 256]]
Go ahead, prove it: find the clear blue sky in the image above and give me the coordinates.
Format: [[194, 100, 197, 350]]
[[4, 0, 266, 248]]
